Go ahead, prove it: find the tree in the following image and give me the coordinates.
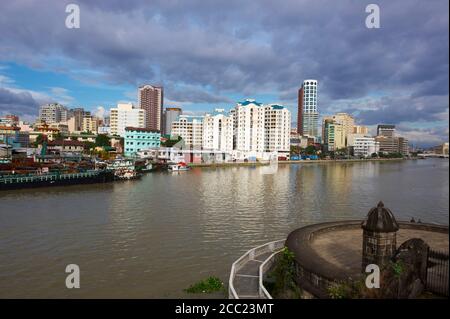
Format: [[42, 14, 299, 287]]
[[34, 134, 46, 147], [95, 134, 110, 147], [304, 145, 317, 155]]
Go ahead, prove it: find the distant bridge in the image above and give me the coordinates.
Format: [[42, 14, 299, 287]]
[[418, 153, 449, 158]]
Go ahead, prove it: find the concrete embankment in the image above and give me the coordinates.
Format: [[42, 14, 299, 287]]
[[188, 157, 409, 168]]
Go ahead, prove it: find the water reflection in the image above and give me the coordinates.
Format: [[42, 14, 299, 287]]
[[0, 159, 448, 298]]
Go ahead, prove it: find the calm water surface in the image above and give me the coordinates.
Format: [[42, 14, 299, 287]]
[[0, 159, 448, 298]]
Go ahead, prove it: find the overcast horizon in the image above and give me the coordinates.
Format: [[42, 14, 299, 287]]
[[0, 0, 448, 147]]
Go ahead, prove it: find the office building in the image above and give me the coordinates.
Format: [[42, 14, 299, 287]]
[[110, 103, 146, 137], [138, 85, 163, 131], [164, 107, 182, 136], [298, 80, 319, 138]]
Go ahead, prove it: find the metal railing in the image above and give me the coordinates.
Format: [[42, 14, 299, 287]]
[[228, 239, 285, 299], [426, 249, 449, 296]]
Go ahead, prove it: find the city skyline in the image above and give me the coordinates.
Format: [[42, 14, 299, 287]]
[[0, 1, 448, 147]]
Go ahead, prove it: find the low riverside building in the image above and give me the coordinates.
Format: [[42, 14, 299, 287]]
[[46, 140, 85, 154], [124, 127, 161, 157], [348, 135, 379, 158], [137, 147, 232, 164]]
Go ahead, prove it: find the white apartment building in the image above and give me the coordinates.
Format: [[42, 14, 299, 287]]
[[110, 103, 146, 137], [202, 109, 233, 152], [170, 115, 204, 148], [264, 104, 291, 155], [348, 134, 380, 158], [234, 99, 266, 153], [38, 103, 69, 124]]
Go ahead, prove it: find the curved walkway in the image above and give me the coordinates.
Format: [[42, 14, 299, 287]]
[[229, 240, 285, 299]]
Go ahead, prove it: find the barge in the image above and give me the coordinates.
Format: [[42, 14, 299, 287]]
[[0, 169, 115, 191]]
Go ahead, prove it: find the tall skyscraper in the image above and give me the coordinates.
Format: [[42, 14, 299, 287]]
[[138, 84, 163, 131], [164, 107, 182, 136], [297, 80, 319, 138]]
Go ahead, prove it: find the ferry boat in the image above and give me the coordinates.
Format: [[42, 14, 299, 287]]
[[168, 162, 190, 172], [0, 169, 115, 191]]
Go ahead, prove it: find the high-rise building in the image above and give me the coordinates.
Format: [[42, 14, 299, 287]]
[[110, 103, 146, 137], [264, 104, 291, 154], [333, 113, 355, 142], [164, 107, 182, 136], [234, 99, 266, 153], [322, 118, 345, 152], [171, 115, 204, 148], [298, 79, 319, 138], [38, 103, 68, 124], [202, 109, 234, 152], [354, 125, 369, 135], [377, 124, 395, 137], [138, 85, 163, 131], [82, 116, 99, 133]]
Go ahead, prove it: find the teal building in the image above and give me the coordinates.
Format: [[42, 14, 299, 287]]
[[124, 127, 161, 157]]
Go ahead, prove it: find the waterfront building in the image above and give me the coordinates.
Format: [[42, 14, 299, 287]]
[[433, 142, 449, 155], [38, 103, 69, 124], [354, 125, 369, 135], [47, 140, 85, 154], [332, 112, 355, 145], [377, 124, 396, 137], [164, 107, 182, 135], [264, 104, 291, 156], [110, 103, 146, 137], [234, 99, 266, 153], [348, 135, 379, 158], [124, 127, 161, 157], [297, 79, 319, 138], [322, 118, 345, 152], [138, 84, 163, 131], [171, 115, 204, 148], [137, 147, 232, 164], [202, 109, 234, 152]]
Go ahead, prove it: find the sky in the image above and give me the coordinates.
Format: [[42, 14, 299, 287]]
[[0, 0, 448, 147]]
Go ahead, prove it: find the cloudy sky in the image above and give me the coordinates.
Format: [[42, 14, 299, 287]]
[[0, 0, 448, 146]]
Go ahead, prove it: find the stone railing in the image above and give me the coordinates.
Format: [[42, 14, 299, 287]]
[[228, 239, 285, 299]]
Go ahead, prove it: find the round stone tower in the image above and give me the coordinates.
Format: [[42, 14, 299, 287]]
[[361, 201, 400, 271]]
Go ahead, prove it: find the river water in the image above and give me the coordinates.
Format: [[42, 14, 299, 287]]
[[0, 159, 448, 298]]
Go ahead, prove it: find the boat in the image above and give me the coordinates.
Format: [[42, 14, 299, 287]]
[[0, 169, 115, 191], [168, 162, 190, 172], [114, 169, 141, 180]]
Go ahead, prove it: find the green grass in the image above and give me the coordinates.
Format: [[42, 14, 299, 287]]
[[184, 276, 224, 294]]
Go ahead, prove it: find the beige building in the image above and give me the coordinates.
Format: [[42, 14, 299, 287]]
[[353, 125, 369, 135], [82, 116, 98, 133], [171, 115, 204, 148], [110, 103, 146, 137]]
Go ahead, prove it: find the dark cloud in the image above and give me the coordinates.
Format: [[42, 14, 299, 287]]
[[0, 0, 448, 145], [0, 87, 40, 118]]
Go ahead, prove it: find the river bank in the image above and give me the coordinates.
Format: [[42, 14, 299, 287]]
[[188, 157, 412, 168]]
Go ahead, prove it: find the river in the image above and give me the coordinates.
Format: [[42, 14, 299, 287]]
[[0, 158, 448, 298]]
